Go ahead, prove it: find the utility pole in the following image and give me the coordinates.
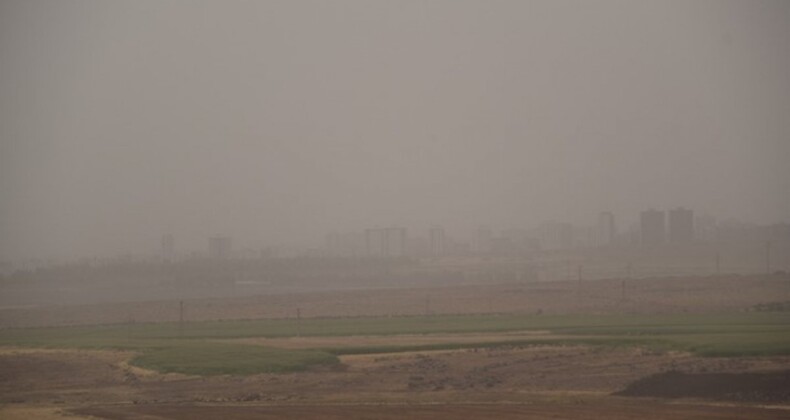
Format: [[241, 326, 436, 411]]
[[425, 295, 431, 316], [621, 279, 626, 301], [766, 241, 772, 276], [296, 307, 302, 337], [178, 300, 184, 336], [127, 314, 135, 343], [715, 252, 720, 276]]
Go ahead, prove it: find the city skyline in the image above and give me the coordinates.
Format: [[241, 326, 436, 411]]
[[1, 2, 789, 417], [22, 207, 786, 264], [5, 207, 789, 265], [2, 1, 788, 262]]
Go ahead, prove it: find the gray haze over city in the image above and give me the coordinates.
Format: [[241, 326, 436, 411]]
[[1, 0, 789, 262], [2, 3, 790, 418]]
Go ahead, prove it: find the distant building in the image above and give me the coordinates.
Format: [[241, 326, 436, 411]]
[[694, 214, 717, 242], [669, 207, 694, 243], [640, 209, 666, 246], [161, 234, 175, 262], [365, 227, 407, 257], [326, 232, 341, 256], [208, 236, 232, 259], [326, 231, 365, 257], [429, 226, 446, 257], [715, 220, 790, 245], [474, 226, 492, 254], [365, 228, 386, 257], [501, 228, 539, 254], [540, 222, 573, 251], [384, 227, 407, 257], [597, 212, 616, 246], [406, 235, 429, 257], [572, 226, 596, 249], [490, 236, 515, 255]]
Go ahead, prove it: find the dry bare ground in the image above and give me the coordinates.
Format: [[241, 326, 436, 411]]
[[1, 344, 789, 419], [1, 275, 789, 418], [1, 274, 789, 328], [67, 402, 790, 420]]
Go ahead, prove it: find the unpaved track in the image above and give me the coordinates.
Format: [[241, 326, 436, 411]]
[[71, 401, 790, 420]]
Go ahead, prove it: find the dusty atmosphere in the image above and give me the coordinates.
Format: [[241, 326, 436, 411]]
[[1, 0, 789, 419]]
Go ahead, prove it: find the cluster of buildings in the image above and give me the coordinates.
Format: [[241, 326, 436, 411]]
[[639, 208, 694, 246], [157, 234, 234, 262], [324, 227, 449, 258], [323, 207, 721, 259], [152, 207, 786, 261]]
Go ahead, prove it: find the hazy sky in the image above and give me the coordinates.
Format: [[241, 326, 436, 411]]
[[1, 0, 789, 260]]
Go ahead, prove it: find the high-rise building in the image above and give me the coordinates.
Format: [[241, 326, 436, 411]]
[[640, 209, 666, 246], [365, 228, 385, 257], [326, 231, 365, 257], [572, 226, 596, 249], [161, 234, 175, 262], [694, 214, 717, 242], [365, 227, 407, 257], [208, 236, 232, 259], [597, 212, 616, 246], [539, 222, 573, 250], [474, 226, 492, 254], [385, 227, 407, 257], [429, 226, 446, 257], [669, 207, 694, 243], [502, 228, 538, 254], [326, 232, 342, 256]]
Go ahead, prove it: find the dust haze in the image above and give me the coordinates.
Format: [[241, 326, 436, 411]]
[[1, 0, 788, 261], [1, 1, 790, 420]]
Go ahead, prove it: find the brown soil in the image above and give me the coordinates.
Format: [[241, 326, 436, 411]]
[[616, 370, 790, 403], [2, 275, 789, 328], [0, 349, 135, 405], [2, 275, 789, 418], [1, 345, 789, 418], [70, 401, 790, 420]]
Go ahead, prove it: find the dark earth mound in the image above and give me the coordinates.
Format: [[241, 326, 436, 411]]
[[616, 370, 790, 403]]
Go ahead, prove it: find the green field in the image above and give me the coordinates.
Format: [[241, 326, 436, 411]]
[[1, 312, 788, 375], [131, 342, 338, 375]]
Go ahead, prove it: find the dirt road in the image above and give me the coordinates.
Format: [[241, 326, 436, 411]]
[[69, 401, 790, 420]]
